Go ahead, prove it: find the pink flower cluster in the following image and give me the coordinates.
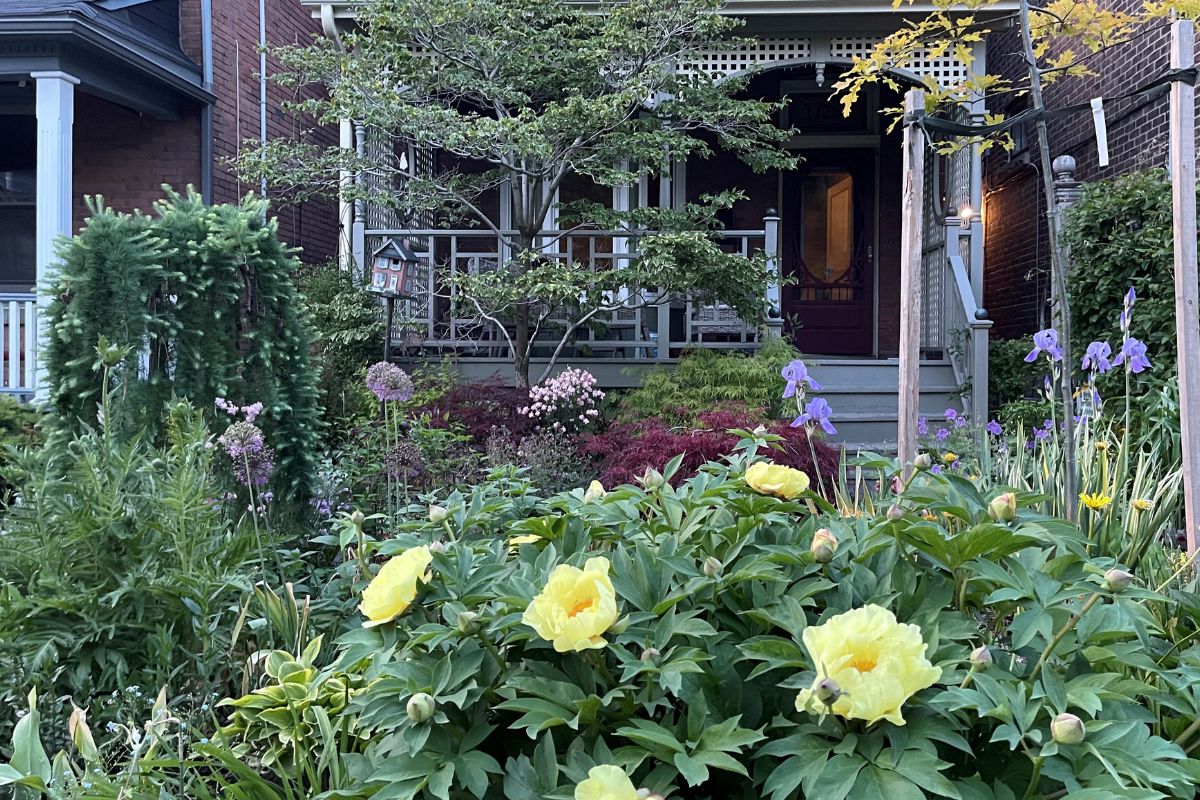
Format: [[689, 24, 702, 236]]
[[518, 368, 605, 434], [215, 397, 264, 424]]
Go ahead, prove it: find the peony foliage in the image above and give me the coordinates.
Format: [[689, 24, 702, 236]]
[[180, 436, 1200, 800]]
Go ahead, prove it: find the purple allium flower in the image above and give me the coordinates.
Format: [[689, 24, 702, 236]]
[[242, 401, 264, 423], [791, 396, 837, 435], [214, 397, 239, 416], [917, 415, 928, 436], [218, 421, 275, 487], [384, 441, 425, 479], [781, 360, 821, 399], [935, 427, 950, 441], [1113, 337, 1151, 373], [366, 362, 415, 402], [1025, 329, 1064, 363], [986, 419, 1002, 437], [1081, 341, 1113, 374]]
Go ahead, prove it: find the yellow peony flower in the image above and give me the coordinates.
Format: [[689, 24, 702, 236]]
[[523, 557, 619, 652], [795, 605, 942, 726], [1131, 497, 1154, 512], [359, 546, 433, 628], [746, 461, 811, 500], [575, 765, 637, 800], [1079, 492, 1113, 512], [508, 534, 543, 552], [583, 480, 607, 503]]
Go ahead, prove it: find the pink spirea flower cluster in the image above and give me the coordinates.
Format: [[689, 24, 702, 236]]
[[215, 397, 264, 423], [519, 368, 605, 434]]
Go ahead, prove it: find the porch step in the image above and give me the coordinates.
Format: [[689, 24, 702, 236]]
[[803, 360, 963, 451]]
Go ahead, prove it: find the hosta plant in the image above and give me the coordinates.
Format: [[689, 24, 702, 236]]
[[196, 433, 1200, 799]]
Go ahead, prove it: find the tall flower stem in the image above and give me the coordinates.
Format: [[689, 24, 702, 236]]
[[1030, 592, 1101, 680]]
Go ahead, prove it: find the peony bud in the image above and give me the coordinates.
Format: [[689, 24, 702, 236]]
[[969, 645, 992, 667], [429, 505, 449, 524], [406, 692, 436, 723], [988, 492, 1018, 523], [639, 467, 664, 490], [1102, 568, 1133, 592], [914, 453, 933, 471], [703, 556, 723, 578], [1051, 712, 1086, 745], [456, 611, 480, 635], [886, 504, 904, 522], [811, 528, 838, 563], [640, 647, 661, 663], [429, 540, 446, 554], [583, 480, 607, 503], [813, 677, 841, 706], [350, 510, 366, 527]]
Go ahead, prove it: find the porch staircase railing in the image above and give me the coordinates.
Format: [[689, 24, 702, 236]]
[[0, 293, 37, 398], [944, 251, 991, 423]]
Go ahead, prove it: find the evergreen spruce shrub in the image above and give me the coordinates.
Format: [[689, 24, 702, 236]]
[[1061, 168, 1182, 398], [619, 338, 802, 424], [44, 188, 321, 498]]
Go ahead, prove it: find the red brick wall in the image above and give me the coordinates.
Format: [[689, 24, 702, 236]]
[[72, 93, 202, 227], [190, 0, 338, 263], [983, 6, 1189, 338]]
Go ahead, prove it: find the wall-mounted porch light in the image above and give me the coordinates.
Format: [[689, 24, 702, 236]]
[[958, 204, 974, 229]]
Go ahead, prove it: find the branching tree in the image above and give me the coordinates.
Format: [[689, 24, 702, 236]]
[[834, 0, 1190, 517], [242, 0, 796, 387]]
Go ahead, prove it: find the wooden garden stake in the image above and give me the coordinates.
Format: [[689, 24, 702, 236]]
[[1170, 18, 1199, 554], [898, 89, 925, 471]]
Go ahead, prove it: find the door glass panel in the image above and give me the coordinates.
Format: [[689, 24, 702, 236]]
[[801, 171, 854, 284]]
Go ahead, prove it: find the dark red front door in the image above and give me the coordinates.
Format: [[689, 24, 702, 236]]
[[782, 151, 876, 355]]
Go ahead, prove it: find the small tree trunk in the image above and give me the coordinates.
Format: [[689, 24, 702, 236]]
[[1019, 0, 1078, 520], [511, 234, 537, 389]]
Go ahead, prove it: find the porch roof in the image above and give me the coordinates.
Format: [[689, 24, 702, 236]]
[[0, 0, 212, 119]]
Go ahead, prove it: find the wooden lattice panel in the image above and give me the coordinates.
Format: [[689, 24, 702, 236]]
[[829, 35, 970, 88], [679, 37, 812, 78]]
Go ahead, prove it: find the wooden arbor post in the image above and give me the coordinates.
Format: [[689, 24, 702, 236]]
[[898, 89, 926, 470], [1170, 18, 1199, 554]]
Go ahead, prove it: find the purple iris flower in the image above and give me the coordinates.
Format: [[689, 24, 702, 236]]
[[1025, 329, 1064, 363], [1081, 341, 1113, 374], [1043, 419, 1054, 430], [1120, 287, 1136, 331], [1035, 427, 1050, 441], [782, 360, 821, 399], [792, 396, 837, 435], [1113, 337, 1152, 373], [935, 427, 950, 441], [917, 416, 928, 436], [986, 420, 1002, 436], [931, 465, 944, 474]]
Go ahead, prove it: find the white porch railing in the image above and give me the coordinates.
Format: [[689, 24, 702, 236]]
[[944, 250, 991, 423], [0, 293, 37, 397], [365, 222, 777, 361]]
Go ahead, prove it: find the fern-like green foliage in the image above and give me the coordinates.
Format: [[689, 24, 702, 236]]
[[618, 338, 801, 424], [43, 188, 321, 498]]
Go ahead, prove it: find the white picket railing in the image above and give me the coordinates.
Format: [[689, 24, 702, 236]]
[[0, 294, 37, 397]]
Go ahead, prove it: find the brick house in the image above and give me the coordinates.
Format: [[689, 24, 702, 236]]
[[982, 4, 1184, 340], [0, 0, 336, 396]]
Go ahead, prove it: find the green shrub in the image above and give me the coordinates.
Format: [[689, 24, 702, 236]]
[[195, 445, 1199, 799], [619, 338, 800, 424], [0, 398, 280, 742], [988, 336, 1035, 407], [44, 189, 322, 499], [1061, 168, 1181, 398], [0, 394, 41, 498]]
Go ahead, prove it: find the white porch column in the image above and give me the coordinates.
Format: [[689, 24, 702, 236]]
[[32, 70, 78, 402], [338, 118, 354, 272]]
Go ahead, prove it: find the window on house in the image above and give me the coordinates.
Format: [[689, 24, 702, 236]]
[[0, 115, 36, 294], [801, 171, 854, 284]]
